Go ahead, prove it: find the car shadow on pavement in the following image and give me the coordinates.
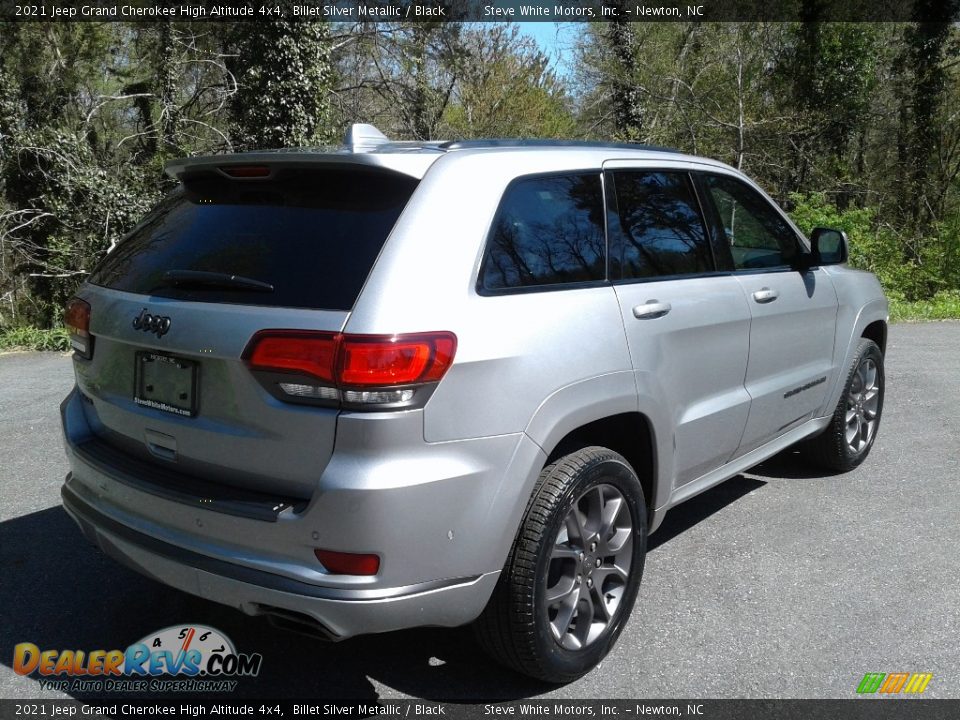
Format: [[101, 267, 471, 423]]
[[647, 474, 766, 552], [745, 447, 837, 480], [1, 478, 766, 702], [0, 506, 547, 702]]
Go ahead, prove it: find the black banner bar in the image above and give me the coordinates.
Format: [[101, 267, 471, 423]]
[[2, 700, 959, 720], [2, 0, 959, 23]]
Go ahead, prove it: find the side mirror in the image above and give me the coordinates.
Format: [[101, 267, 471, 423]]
[[811, 227, 849, 265], [799, 227, 848, 269]]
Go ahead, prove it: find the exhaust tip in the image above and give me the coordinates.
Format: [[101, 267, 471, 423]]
[[256, 605, 341, 642]]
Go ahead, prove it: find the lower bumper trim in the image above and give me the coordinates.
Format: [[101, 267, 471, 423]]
[[61, 477, 481, 603]]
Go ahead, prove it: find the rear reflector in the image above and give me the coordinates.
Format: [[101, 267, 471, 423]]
[[243, 330, 456, 407], [64, 297, 92, 359], [314, 549, 380, 576]]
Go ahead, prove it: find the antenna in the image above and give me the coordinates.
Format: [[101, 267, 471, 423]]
[[344, 123, 390, 152]]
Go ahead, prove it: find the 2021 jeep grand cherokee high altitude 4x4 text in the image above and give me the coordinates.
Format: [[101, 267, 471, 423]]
[[60, 125, 887, 682]]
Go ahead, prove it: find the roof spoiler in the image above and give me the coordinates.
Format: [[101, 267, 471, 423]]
[[344, 123, 390, 152]]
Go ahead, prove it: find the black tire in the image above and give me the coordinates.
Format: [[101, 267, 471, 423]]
[[801, 338, 884, 472], [473, 446, 647, 683]]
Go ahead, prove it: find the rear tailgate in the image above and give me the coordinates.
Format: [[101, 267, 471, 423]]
[[70, 164, 419, 500]]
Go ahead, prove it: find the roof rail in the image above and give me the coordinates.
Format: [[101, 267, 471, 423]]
[[344, 123, 390, 152], [438, 139, 680, 153], [339, 127, 681, 154]]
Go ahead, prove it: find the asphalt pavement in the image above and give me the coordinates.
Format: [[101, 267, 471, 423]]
[[1, 322, 958, 700]]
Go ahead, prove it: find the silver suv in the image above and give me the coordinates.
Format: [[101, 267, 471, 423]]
[[60, 125, 887, 682]]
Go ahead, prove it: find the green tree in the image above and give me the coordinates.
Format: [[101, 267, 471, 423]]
[[443, 25, 574, 139], [599, 3, 644, 141], [897, 3, 960, 233], [577, 23, 791, 176], [0, 24, 127, 324], [366, 18, 465, 140], [226, 6, 338, 149], [0, 21, 233, 325], [781, 19, 881, 204]]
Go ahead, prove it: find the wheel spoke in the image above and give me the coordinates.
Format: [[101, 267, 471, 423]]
[[583, 486, 604, 539], [605, 526, 632, 554], [550, 545, 581, 562], [573, 584, 595, 646], [545, 573, 578, 605], [565, 508, 587, 547], [845, 415, 861, 446], [591, 585, 612, 623], [599, 495, 623, 544], [551, 590, 578, 641]]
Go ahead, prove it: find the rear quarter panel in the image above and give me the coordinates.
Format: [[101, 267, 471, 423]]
[[346, 150, 638, 443]]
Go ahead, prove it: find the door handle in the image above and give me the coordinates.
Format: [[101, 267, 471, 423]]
[[632, 300, 672, 319], [752, 288, 779, 304]]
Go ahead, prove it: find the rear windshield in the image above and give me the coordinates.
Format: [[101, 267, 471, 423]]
[[88, 167, 418, 311]]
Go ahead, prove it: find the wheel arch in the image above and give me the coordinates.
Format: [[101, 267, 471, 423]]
[[822, 292, 888, 418], [861, 319, 887, 355], [543, 413, 657, 525], [521, 373, 672, 527]]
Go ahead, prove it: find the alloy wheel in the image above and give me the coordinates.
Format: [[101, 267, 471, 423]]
[[544, 483, 634, 650], [845, 357, 880, 454]]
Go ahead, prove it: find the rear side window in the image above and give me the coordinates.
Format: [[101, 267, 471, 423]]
[[88, 168, 418, 311], [478, 173, 605, 292], [608, 171, 712, 280]]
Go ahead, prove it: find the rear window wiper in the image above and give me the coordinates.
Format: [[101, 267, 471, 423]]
[[159, 270, 274, 293]]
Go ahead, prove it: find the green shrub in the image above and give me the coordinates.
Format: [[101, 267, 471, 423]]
[[889, 289, 960, 322], [789, 193, 960, 305], [0, 325, 71, 352]]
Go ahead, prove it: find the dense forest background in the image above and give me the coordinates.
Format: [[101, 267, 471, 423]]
[[1, 16, 959, 344]]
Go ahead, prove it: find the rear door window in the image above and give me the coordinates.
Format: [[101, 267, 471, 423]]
[[88, 168, 418, 311], [478, 173, 606, 292], [607, 171, 713, 280]]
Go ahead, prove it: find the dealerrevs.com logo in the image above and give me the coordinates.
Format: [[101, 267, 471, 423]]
[[13, 625, 262, 693]]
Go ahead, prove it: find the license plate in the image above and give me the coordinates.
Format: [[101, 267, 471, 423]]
[[134, 352, 198, 417]]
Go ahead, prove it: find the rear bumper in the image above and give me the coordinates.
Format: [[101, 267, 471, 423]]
[[60, 387, 547, 637], [62, 477, 499, 639]]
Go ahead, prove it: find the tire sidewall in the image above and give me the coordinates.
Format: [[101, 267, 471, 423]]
[[531, 454, 647, 681]]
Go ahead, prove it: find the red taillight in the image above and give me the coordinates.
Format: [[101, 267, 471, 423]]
[[243, 331, 456, 407], [64, 297, 92, 359], [314, 549, 380, 576], [220, 165, 271, 178], [339, 333, 457, 386], [246, 332, 338, 383]]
